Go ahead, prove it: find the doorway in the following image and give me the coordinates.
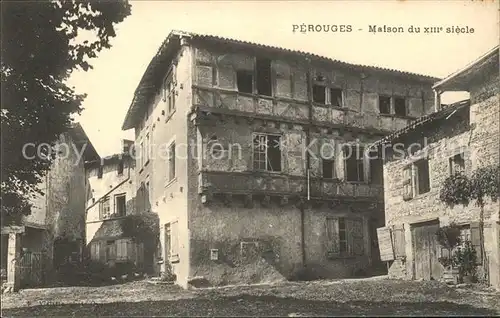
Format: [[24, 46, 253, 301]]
[[411, 219, 442, 280]]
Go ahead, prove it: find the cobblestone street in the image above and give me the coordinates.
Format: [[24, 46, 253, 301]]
[[2, 278, 499, 316]]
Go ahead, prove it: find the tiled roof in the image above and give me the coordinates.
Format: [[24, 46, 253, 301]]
[[121, 30, 441, 130], [370, 99, 471, 148], [433, 46, 499, 90]]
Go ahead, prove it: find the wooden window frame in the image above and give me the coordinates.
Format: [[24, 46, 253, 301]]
[[99, 196, 111, 220], [167, 141, 176, 182], [343, 145, 366, 183], [449, 153, 465, 175], [326, 216, 364, 258], [252, 133, 283, 172], [114, 193, 127, 217], [403, 157, 431, 200]]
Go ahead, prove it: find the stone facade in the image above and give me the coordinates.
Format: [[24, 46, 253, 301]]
[[1, 124, 99, 290], [382, 47, 499, 290], [84, 143, 150, 270], [121, 31, 437, 288]]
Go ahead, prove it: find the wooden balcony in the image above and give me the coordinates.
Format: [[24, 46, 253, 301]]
[[193, 86, 414, 134], [199, 170, 383, 202]]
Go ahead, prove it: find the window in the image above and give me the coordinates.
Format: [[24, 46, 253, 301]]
[[145, 133, 150, 164], [99, 196, 111, 220], [164, 223, 171, 259], [326, 217, 364, 257], [379, 95, 391, 114], [116, 239, 130, 262], [167, 142, 176, 182], [403, 158, 430, 200], [394, 97, 407, 116], [90, 242, 100, 261], [313, 84, 326, 104], [369, 150, 383, 185], [117, 161, 124, 175], [459, 226, 471, 248], [322, 159, 335, 179], [114, 193, 126, 217], [415, 159, 430, 195], [105, 240, 116, 262], [97, 166, 103, 179], [313, 85, 344, 107], [168, 85, 175, 113], [330, 88, 343, 107], [449, 153, 465, 175], [252, 133, 282, 172], [344, 145, 365, 182], [237, 70, 253, 94], [165, 221, 179, 260], [163, 70, 175, 114], [139, 141, 144, 167], [144, 179, 150, 211], [256, 58, 272, 96]]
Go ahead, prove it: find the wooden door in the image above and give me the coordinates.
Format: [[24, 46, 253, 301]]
[[412, 220, 442, 280]]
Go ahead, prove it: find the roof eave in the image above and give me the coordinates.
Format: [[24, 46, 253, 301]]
[[371, 99, 471, 148], [121, 32, 186, 131], [121, 30, 442, 130], [433, 46, 499, 91], [69, 123, 100, 162]]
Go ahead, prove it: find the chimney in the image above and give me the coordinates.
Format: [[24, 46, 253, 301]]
[[122, 139, 134, 154], [434, 90, 441, 112]]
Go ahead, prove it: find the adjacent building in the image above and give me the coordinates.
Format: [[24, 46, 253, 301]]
[[1, 123, 99, 290], [376, 46, 499, 290], [121, 30, 438, 287], [85, 140, 150, 271]]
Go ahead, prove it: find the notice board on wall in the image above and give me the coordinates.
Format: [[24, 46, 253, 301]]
[[377, 227, 395, 262]]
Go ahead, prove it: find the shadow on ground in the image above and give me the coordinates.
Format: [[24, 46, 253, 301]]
[[2, 295, 497, 317]]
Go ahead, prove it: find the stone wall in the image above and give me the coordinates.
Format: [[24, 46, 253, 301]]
[[128, 38, 436, 287], [383, 70, 499, 284], [192, 43, 435, 135], [85, 157, 136, 244], [130, 39, 194, 285]]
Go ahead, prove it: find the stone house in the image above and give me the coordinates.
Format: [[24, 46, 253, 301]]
[[1, 123, 99, 291], [375, 46, 499, 290], [120, 30, 438, 288], [85, 140, 151, 271]]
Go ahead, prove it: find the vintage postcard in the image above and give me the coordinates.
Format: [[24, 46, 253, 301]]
[[1, 0, 499, 316]]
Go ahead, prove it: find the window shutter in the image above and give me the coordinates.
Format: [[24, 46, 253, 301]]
[[99, 241, 105, 262], [111, 243, 117, 260], [99, 202, 103, 220], [348, 218, 364, 256], [117, 239, 125, 261], [402, 165, 413, 200], [470, 222, 482, 264], [392, 224, 406, 258], [90, 243, 96, 260], [326, 218, 340, 257], [172, 222, 179, 256]]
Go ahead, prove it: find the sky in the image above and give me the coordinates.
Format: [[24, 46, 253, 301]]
[[67, 0, 499, 157]]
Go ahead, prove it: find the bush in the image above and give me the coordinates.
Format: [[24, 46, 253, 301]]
[[436, 224, 462, 251], [453, 241, 477, 279], [160, 271, 177, 282], [439, 173, 471, 207]]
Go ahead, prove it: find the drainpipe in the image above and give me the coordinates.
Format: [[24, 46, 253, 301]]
[[301, 58, 314, 268]]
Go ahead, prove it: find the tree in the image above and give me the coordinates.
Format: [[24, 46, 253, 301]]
[[439, 164, 500, 276], [1, 1, 131, 224]]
